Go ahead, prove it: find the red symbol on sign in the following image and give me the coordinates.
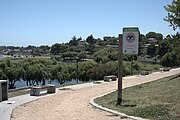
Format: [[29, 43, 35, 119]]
[[126, 33, 135, 43]]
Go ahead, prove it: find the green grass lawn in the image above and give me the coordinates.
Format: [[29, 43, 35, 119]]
[[94, 74, 180, 120]]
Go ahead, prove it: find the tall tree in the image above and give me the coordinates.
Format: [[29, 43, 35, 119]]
[[146, 32, 157, 39], [86, 35, 95, 44], [69, 36, 79, 46], [6, 63, 24, 89], [156, 33, 163, 41], [164, 0, 180, 30], [146, 44, 157, 57], [139, 34, 146, 44]]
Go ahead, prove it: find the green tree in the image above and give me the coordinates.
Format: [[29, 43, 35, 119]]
[[50, 65, 62, 80], [160, 49, 180, 67], [158, 40, 170, 57], [156, 33, 163, 41], [146, 32, 163, 42], [57, 68, 70, 85], [96, 38, 105, 46], [6, 63, 24, 89], [164, 0, 180, 30], [108, 51, 118, 61], [69, 36, 79, 46], [51, 43, 68, 55], [78, 61, 97, 81], [68, 64, 76, 80], [23, 65, 41, 86], [0, 70, 6, 80], [160, 33, 180, 67], [6, 59, 11, 67], [0, 61, 7, 72], [86, 34, 95, 44], [88, 61, 118, 80], [146, 44, 157, 57], [93, 47, 115, 63], [123, 54, 137, 61], [146, 32, 157, 39], [0, 61, 7, 79], [77, 51, 87, 60], [21, 58, 58, 86], [85, 35, 96, 56], [62, 51, 78, 60], [139, 34, 146, 44], [105, 37, 118, 45], [39, 45, 50, 53]]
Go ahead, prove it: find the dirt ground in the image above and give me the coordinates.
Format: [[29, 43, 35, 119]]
[[11, 69, 180, 120]]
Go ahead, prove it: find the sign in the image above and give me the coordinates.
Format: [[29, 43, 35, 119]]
[[123, 27, 139, 54]]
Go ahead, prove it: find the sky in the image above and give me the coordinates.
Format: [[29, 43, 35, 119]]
[[0, 0, 177, 47]]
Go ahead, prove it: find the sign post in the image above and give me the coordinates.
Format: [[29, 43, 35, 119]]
[[117, 34, 123, 105], [117, 27, 139, 105]]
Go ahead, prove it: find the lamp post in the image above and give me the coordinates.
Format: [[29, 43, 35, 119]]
[[154, 44, 159, 64], [76, 57, 79, 83]]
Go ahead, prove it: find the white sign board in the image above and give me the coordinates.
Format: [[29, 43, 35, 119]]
[[123, 27, 139, 54]]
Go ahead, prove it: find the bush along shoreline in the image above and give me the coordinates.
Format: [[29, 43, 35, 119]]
[[0, 57, 162, 89]]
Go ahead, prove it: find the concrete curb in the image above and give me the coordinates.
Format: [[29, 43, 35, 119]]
[[89, 90, 148, 120]]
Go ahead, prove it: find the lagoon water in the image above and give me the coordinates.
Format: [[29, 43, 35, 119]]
[[14, 79, 82, 89]]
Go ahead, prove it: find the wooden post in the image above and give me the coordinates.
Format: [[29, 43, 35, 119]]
[[117, 34, 123, 105]]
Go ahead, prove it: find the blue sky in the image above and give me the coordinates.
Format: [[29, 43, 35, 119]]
[[0, 0, 177, 46]]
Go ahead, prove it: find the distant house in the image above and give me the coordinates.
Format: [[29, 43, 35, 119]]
[[76, 40, 88, 51], [148, 38, 157, 43], [142, 44, 151, 48], [106, 45, 118, 49], [103, 36, 112, 41], [78, 40, 87, 47], [13, 53, 23, 58], [23, 49, 33, 55], [2, 49, 11, 55]]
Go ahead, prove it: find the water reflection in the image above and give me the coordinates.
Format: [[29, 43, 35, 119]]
[[14, 79, 82, 88]]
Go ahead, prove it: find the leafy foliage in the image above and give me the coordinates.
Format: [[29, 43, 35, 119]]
[[62, 51, 78, 60], [146, 32, 163, 41], [93, 47, 117, 63], [51, 43, 68, 55], [77, 51, 87, 60], [160, 33, 180, 67], [164, 0, 180, 30], [86, 34, 95, 44]]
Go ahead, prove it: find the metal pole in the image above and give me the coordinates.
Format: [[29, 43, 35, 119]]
[[131, 57, 133, 75], [76, 57, 79, 83], [117, 34, 123, 105]]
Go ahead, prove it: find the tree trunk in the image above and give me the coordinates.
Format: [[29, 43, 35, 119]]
[[42, 79, 45, 86]]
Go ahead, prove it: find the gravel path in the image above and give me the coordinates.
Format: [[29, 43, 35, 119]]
[[10, 68, 180, 120]]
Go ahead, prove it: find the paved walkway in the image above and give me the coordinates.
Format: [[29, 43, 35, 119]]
[[0, 94, 38, 120], [0, 83, 97, 120], [0, 68, 179, 120]]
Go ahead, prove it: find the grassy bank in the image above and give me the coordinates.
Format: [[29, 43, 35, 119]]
[[94, 74, 180, 120]]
